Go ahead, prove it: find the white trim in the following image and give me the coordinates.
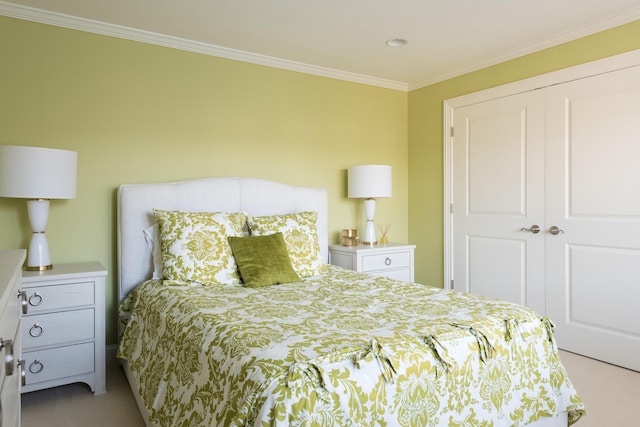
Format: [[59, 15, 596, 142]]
[[0, 1, 408, 92], [442, 48, 640, 291], [443, 104, 455, 290]]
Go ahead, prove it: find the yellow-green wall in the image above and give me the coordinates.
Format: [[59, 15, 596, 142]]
[[0, 17, 408, 344], [408, 20, 640, 289]]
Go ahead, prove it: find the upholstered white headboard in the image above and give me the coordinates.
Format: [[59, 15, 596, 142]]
[[117, 177, 328, 302]]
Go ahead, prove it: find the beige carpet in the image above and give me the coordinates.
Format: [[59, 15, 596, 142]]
[[21, 351, 639, 426], [22, 360, 145, 427], [558, 351, 640, 426]]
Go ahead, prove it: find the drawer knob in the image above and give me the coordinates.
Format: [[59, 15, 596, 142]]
[[29, 292, 43, 306], [18, 290, 28, 314], [18, 360, 26, 386], [385, 257, 392, 266], [29, 323, 44, 338], [29, 359, 44, 374], [1, 338, 15, 376]]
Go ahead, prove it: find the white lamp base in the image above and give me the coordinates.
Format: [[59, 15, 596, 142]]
[[362, 198, 377, 245], [26, 199, 53, 271]]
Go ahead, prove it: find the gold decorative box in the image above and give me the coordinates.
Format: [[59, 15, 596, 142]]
[[341, 229, 358, 246]]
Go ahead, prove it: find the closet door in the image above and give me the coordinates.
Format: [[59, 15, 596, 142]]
[[545, 65, 640, 371], [451, 90, 546, 314]]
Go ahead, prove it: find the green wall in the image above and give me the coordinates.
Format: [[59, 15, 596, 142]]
[[0, 17, 408, 345], [408, 20, 640, 289]]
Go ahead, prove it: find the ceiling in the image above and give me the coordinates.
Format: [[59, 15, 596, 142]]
[[2, 0, 640, 91]]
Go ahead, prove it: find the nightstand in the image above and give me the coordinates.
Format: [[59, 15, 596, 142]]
[[20, 262, 107, 395], [328, 243, 416, 282]]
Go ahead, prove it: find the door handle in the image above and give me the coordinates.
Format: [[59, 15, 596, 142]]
[[549, 225, 564, 235], [520, 225, 540, 234]]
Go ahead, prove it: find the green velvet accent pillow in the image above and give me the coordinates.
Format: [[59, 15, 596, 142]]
[[228, 233, 301, 288]]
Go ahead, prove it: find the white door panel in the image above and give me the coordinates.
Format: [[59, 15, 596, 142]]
[[467, 108, 528, 215], [568, 77, 640, 216], [452, 90, 546, 314], [467, 236, 527, 306], [568, 245, 640, 336], [546, 65, 640, 371]]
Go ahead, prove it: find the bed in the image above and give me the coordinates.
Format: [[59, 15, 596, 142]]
[[117, 176, 585, 427]]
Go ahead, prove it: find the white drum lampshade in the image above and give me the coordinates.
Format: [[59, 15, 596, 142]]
[[0, 145, 77, 270], [348, 165, 392, 245]]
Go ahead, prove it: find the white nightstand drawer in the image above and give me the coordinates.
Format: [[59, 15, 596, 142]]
[[22, 342, 94, 386], [329, 243, 415, 282], [362, 251, 411, 272], [22, 308, 94, 350], [22, 282, 94, 314]]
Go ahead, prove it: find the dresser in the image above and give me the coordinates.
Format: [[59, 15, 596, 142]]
[[20, 262, 107, 395], [328, 243, 416, 282], [1, 249, 26, 427]]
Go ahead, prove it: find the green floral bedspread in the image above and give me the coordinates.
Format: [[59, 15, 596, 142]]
[[118, 266, 585, 426]]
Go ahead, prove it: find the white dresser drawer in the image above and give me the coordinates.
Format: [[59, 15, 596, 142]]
[[0, 362, 20, 427], [362, 251, 411, 272], [22, 282, 94, 314], [0, 324, 20, 400], [22, 342, 94, 386], [22, 308, 94, 350], [0, 292, 19, 381], [0, 250, 25, 427]]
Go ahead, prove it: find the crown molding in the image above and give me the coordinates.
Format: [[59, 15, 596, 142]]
[[0, 1, 409, 92]]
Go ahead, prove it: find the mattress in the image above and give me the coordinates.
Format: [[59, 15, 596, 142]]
[[118, 265, 585, 426]]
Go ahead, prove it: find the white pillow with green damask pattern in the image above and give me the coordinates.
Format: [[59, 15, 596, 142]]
[[247, 211, 325, 277], [153, 209, 247, 285]]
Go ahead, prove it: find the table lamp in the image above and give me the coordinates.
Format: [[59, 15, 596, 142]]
[[0, 145, 77, 270], [348, 165, 392, 245]]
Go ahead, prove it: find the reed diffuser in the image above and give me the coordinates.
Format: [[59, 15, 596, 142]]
[[377, 223, 391, 245]]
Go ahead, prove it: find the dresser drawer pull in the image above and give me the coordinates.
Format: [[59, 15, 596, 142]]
[[385, 257, 392, 266], [29, 359, 44, 374], [29, 323, 44, 338], [18, 360, 26, 386], [29, 292, 43, 306], [2, 338, 14, 376], [18, 290, 28, 314]]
